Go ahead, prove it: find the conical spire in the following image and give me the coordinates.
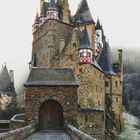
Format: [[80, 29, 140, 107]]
[[78, 0, 89, 13], [79, 26, 93, 64], [98, 42, 116, 75], [34, 11, 39, 24], [75, 0, 94, 24], [95, 19, 102, 30], [80, 26, 91, 49], [40, 0, 46, 17], [0, 65, 13, 92]]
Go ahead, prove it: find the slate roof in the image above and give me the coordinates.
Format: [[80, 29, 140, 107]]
[[0, 65, 15, 93], [79, 26, 91, 49], [92, 58, 103, 72], [25, 68, 78, 87], [48, 0, 57, 10], [95, 19, 102, 30], [74, 0, 95, 24], [40, 0, 63, 20], [98, 42, 117, 75]]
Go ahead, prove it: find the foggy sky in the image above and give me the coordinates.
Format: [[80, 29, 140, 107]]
[[0, 0, 140, 91]]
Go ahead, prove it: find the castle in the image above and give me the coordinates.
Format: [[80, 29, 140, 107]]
[[24, 0, 124, 139]]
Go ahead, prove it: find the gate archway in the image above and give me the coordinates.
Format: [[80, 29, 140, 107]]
[[39, 100, 63, 130]]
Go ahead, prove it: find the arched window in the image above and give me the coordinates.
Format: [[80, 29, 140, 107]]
[[33, 53, 37, 67], [85, 114, 88, 122], [116, 97, 119, 102], [98, 100, 100, 106], [73, 43, 76, 47]]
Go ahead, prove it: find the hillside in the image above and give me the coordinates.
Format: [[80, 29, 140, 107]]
[[112, 47, 140, 119], [120, 112, 140, 140]]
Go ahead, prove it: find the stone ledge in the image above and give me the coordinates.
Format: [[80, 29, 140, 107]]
[[65, 124, 96, 140], [0, 124, 36, 140], [78, 108, 105, 113]]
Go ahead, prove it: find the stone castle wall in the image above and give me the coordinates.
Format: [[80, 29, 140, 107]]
[[105, 75, 124, 129], [25, 86, 78, 127], [53, 29, 105, 109], [111, 75, 124, 129], [77, 109, 105, 140]]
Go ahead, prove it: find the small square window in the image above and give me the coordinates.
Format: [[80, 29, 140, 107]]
[[79, 68, 82, 73], [69, 54, 73, 60], [87, 52, 91, 57]]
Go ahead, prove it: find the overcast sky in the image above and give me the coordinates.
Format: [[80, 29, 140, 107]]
[[0, 0, 140, 91]]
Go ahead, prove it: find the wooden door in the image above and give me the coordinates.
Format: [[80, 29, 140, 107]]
[[39, 100, 63, 130]]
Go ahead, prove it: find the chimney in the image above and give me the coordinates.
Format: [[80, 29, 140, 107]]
[[118, 50, 123, 82], [9, 70, 14, 83]]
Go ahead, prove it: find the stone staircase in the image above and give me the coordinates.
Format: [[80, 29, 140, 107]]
[[25, 130, 71, 140]]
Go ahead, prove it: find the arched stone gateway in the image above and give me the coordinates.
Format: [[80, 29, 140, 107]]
[[39, 100, 63, 130]]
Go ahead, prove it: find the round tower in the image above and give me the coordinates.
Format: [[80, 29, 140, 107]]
[[46, 0, 59, 20], [79, 26, 93, 64]]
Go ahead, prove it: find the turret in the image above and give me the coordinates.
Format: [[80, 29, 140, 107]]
[[40, 0, 46, 25], [46, 0, 59, 20], [32, 12, 39, 32], [76, 15, 82, 28], [118, 50, 123, 82], [62, 0, 70, 23], [75, 0, 94, 24], [78, 26, 93, 64], [95, 19, 103, 57]]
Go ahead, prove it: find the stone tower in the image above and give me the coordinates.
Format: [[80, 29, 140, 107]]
[[61, 0, 70, 23]]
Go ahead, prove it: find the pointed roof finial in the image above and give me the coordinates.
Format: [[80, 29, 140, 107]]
[[34, 11, 39, 23], [95, 18, 102, 30]]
